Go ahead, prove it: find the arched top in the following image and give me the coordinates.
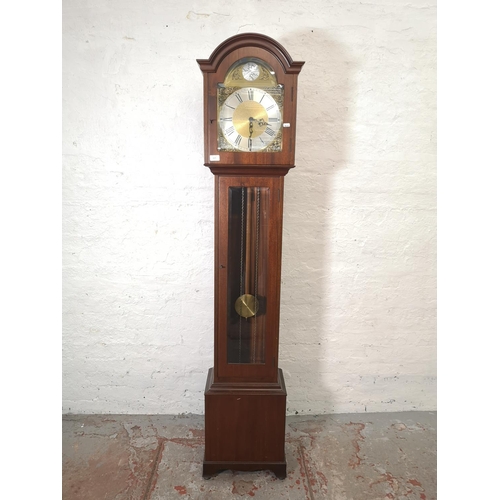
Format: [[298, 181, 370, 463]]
[[197, 33, 304, 75]]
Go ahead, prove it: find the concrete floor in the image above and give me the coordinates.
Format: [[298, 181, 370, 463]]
[[62, 411, 436, 500]]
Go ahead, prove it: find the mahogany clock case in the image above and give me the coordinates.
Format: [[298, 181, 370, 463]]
[[197, 33, 304, 479]]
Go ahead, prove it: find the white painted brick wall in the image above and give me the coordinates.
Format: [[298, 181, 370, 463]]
[[63, 0, 436, 414]]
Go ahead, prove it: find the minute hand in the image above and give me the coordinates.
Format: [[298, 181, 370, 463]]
[[248, 117, 268, 127]]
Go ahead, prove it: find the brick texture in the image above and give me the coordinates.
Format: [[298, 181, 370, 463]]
[[63, 0, 436, 414]]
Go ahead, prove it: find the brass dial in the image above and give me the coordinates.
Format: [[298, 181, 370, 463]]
[[218, 88, 282, 152]]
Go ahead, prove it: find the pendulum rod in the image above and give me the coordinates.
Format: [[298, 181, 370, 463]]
[[245, 187, 258, 363], [245, 189, 253, 297], [238, 186, 245, 363], [245, 188, 254, 362]]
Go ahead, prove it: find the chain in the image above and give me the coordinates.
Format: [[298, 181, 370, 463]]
[[238, 186, 245, 363], [252, 188, 260, 363]]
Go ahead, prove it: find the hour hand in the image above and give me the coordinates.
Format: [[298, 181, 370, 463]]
[[249, 116, 268, 127]]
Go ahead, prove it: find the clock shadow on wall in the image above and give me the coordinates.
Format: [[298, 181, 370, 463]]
[[278, 30, 354, 414]]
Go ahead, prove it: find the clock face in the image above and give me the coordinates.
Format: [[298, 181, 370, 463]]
[[218, 87, 282, 152]]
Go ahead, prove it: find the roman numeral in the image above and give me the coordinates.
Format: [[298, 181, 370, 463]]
[[248, 89, 254, 100], [269, 117, 279, 123], [266, 104, 275, 111], [235, 135, 242, 146], [235, 93, 243, 103], [225, 103, 235, 109], [265, 127, 275, 136], [226, 126, 235, 135]]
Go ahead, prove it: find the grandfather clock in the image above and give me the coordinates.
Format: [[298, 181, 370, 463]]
[[197, 33, 304, 479]]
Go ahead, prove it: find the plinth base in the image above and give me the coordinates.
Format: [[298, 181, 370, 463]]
[[202, 368, 287, 479]]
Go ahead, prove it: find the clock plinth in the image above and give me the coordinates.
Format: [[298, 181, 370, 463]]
[[203, 368, 287, 479], [198, 33, 303, 479]]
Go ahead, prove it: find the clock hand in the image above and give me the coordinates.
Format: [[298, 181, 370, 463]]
[[249, 117, 254, 138], [249, 116, 268, 127]]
